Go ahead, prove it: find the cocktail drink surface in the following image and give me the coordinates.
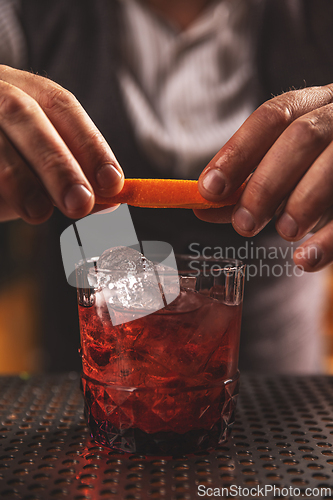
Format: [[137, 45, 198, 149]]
[[78, 251, 244, 455]]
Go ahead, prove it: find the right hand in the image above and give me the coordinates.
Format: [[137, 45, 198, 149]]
[[0, 65, 124, 224]]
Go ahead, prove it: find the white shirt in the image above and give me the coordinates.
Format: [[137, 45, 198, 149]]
[[119, 0, 262, 178]]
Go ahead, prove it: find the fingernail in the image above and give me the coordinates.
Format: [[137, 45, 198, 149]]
[[96, 163, 122, 190], [296, 244, 323, 267], [202, 169, 226, 196], [26, 192, 51, 219], [233, 207, 256, 232], [64, 184, 93, 212], [277, 213, 298, 238]]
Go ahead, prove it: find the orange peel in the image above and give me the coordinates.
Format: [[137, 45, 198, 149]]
[[107, 178, 245, 209]]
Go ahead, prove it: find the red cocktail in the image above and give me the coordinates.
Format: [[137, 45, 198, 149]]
[[77, 253, 245, 455]]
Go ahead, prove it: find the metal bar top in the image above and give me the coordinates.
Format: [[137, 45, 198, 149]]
[[0, 373, 332, 500]]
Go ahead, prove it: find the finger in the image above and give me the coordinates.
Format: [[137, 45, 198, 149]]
[[198, 85, 333, 202], [0, 79, 94, 219], [0, 65, 124, 202], [232, 103, 333, 236], [194, 174, 252, 223], [293, 221, 333, 272], [193, 205, 234, 224], [276, 139, 333, 240], [312, 207, 333, 233], [0, 130, 54, 224]]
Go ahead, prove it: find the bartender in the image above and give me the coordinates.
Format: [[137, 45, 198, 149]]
[[0, 0, 331, 373]]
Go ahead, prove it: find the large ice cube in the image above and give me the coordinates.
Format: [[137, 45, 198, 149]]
[[98, 246, 155, 275], [91, 246, 179, 326]]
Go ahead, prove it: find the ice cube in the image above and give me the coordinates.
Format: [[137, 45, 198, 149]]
[[97, 246, 154, 276], [93, 246, 179, 326], [103, 273, 164, 311]]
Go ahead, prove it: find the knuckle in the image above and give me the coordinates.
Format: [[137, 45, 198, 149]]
[[38, 85, 78, 112], [0, 91, 34, 122], [292, 187, 327, 223], [0, 64, 14, 79], [218, 143, 248, 171], [256, 99, 293, 129], [246, 173, 277, 208], [39, 149, 72, 175], [75, 129, 100, 152], [323, 84, 333, 103], [294, 183, 317, 207], [0, 65, 10, 81], [74, 129, 107, 159], [287, 117, 324, 148], [0, 163, 16, 185], [242, 175, 281, 220]]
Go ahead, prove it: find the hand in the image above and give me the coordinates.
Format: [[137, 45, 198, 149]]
[[195, 85, 333, 272], [0, 65, 124, 224]]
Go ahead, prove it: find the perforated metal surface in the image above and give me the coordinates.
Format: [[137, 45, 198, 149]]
[[0, 374, 333, 499]]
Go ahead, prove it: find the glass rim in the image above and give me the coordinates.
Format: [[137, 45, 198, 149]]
[[176, 254, 245, 270], [75, 255, 246, 272]]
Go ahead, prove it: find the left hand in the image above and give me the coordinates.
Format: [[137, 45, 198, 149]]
[[195, 85, 333, 272]]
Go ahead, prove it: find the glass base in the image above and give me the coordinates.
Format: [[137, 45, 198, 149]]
[[82, 372, 239, 455]]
